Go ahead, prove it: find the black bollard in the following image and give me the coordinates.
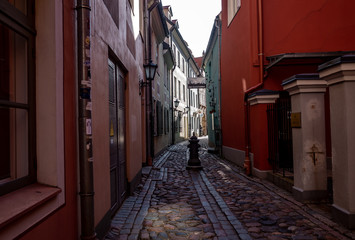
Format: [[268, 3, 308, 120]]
[[186, 134, 203, 170]]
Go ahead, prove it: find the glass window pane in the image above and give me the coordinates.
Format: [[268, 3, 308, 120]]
[[0, 107, 28, 182], [0, 23, 28, 104]]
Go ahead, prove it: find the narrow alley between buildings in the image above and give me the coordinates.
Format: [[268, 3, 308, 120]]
[[104, 137, 355, 240]]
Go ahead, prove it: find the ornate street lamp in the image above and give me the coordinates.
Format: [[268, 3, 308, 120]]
[[174, 99, 180, 109], [144, 60, 158, 81], [139, 61, 158, 95]]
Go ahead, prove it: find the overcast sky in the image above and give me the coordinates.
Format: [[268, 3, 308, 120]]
[[161, 0, 222, 57]]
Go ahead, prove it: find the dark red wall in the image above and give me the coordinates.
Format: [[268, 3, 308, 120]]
[[263, 0, 355, 56], [249, 104, 271, 170], [20, 0, 78, 239], [220, 0, 355, 156], [221, 0, 259, 151]]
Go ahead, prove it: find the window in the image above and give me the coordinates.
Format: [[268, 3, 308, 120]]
[[164, 108, 169, 134], [177, 51, 180, 68], [0, 0, 36, 195], [156, 79, 160, 95], [167, 68, 170, 90], [175, 116, 179, 133], [164, 63, 167, 87], [174, 77, 177, 97], [156, 101, 163, 136], [186, 88, 189, 105], [104, 0, 120, 27], [192, 117, 194, 131], [179, 115, 182, 132], [0, 2, 68, 237], [182, 58, 185, 73], [173, 44, 176, 59], [183, 85, 186, 102], [154, 100, 157, 136], [228, 0, 241, 26], [178, 80, 181, 100]]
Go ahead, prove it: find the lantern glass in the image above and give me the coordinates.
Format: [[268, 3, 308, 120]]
[[174, 99, 180, 109], [144, 61, 157, 80]]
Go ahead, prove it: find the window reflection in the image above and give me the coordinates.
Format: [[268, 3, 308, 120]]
[[0, 23, 29, 182], [0, 23, 28, 104]]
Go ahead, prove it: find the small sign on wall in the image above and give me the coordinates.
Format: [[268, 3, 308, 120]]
[[291, 112, 301, 128]]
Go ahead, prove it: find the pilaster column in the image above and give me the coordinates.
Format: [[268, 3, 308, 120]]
[[319, 55, 355, 229], [248, 89, 279, 179], [282, 74, 328, 202]]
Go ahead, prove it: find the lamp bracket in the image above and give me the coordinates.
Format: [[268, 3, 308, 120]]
[[139, 79, 149, 96]]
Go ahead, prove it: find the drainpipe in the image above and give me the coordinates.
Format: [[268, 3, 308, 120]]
[[169, 23, 176, 144], [170, 31, 176, 144], [187, 56, 191, 137], [76, 0, 96, 239], [243, 0, 264, 175], [244, 0, 264, 95], [146, 1, 159, 165], [143, 0, 149, 164], [171, 62, 176, 144]]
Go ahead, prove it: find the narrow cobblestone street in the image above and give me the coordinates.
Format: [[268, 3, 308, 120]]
[[104, 137, 355, 240]]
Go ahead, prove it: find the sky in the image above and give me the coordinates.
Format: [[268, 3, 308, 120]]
[[161, 0, 222, 57]]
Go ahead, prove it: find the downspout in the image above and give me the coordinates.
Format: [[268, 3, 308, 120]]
[[170, 26, 176, 144], [171, 61, 176, 144], [243, 0, 264, 175], [187, 56, 191, 137], [76, 0, 96, 239], [197, 89, 200, 135], [143, 0, 149, 164], [146, 1, 159, 165], [244, 0, 264, 95]]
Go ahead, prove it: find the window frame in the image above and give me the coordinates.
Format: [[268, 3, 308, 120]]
[[174, 77, 177, 97], [0, 0, 36, 196], [178, 80, 181, 100], [177, 51, 180, 68]]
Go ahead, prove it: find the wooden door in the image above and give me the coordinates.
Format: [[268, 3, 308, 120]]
[[108, 59, 127, 211]]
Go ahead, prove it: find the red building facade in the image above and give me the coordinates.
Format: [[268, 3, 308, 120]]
[[220, 0, 355, 216], [221, 0, 355, 173]]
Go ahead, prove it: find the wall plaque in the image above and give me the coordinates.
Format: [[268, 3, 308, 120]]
[[291, 112, 302, 128]]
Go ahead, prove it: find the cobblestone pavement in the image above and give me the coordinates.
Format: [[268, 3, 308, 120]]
[[105, 137, 355, 240]]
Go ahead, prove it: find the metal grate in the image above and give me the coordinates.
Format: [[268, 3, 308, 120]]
[[267, 92, 293, 175]]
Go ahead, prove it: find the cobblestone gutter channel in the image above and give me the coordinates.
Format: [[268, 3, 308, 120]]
[[105, 139, 355, 240]]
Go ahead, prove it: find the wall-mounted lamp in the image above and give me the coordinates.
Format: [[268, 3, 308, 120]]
[[174, 99, 180, 109], [139, 60, 158, 95], [144, 60, 158, 81]]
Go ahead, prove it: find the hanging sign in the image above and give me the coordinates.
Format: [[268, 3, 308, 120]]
[[187, 77, 206, 89]]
